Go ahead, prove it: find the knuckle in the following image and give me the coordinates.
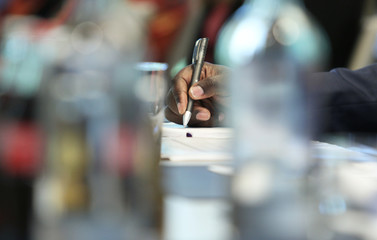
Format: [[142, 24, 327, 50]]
[[199, 78, 216, 95]]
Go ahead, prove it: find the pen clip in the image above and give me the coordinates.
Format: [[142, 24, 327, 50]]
[[192, 38, 209, 64]]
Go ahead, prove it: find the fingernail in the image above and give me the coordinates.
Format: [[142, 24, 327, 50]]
[[177, 103, 184, 114], [196, 112, 210, 121], [190, 86, 204, 98]]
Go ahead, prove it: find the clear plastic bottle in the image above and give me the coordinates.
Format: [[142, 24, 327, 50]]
[[32, 1, 162, 240], [215, 0, 328, 68], [215, 0, 328, 239], [0, 14, 46, 240]]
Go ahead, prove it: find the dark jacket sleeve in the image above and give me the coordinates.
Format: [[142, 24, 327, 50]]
[[307, 63, 377, 136]]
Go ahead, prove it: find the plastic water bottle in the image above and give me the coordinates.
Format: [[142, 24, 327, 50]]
[[215, 0, 328, 239], [0, 16, 45, 240], [32, 1, 163, 239]]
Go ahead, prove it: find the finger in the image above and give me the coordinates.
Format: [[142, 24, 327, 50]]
[[199, 98, 216, 116], [199, 98, 226, 126], [189, 74, 225, 100], [192, 104, 211, 122], [186, 104, 216, 127], [164, 106, 183, 125], [172, 78, 188, 115], [164, 104, 212, 127], [166, 88, 180, 115], [172, 65, 194, 114]]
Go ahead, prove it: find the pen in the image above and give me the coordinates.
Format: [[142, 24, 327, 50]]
[[183, 37, 209, 127]]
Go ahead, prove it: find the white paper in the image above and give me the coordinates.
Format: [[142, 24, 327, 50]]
[[161, 122, 233, 162], [161, 122, 377, 163], [162, 122, 233, 139]]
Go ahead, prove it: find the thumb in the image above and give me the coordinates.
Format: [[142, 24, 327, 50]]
[[189, 75, 221, 100]]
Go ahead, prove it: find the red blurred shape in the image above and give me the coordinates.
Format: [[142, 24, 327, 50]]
[[0, 122, 44, 177]]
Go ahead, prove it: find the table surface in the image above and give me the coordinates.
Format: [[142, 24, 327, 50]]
[[160, 131, 377, 240]]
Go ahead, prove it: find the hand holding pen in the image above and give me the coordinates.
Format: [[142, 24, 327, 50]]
[[164, 41, 231, 127], [183, 38, 209, 126]]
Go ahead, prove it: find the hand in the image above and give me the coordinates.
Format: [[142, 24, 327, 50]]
[[165, 62, 230, 127]]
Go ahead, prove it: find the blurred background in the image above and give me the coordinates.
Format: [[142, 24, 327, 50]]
[[0, 0, 377, 240], [2, 0, 375, 72]]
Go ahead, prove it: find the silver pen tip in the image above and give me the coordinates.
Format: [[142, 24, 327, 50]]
[[183, 111, 192, 127]]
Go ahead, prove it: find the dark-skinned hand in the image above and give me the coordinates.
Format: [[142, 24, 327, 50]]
[[165, 62, 230, 127]]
